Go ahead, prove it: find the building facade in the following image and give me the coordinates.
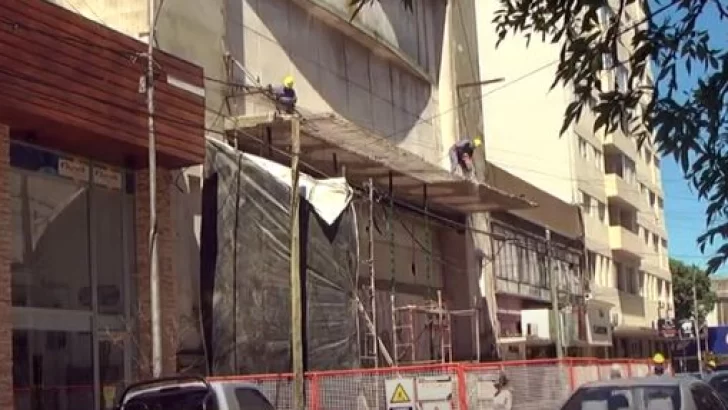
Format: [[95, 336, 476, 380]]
[[0, 1, 206, 409], [476, 1, 672, 358]]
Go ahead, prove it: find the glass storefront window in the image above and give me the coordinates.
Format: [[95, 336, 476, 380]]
[[9, 142, 135, 410], [11, 171, 91, 310]]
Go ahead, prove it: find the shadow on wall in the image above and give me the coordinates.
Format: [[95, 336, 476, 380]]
[[239, 0, 446, 145]]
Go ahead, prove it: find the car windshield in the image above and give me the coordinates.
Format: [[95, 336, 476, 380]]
[[561, 385, 681, 410], [708, 374, 728, 401], [123, 387, 215, 410]]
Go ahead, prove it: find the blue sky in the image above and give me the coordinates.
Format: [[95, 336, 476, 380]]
[[658, 2, 727, 275]]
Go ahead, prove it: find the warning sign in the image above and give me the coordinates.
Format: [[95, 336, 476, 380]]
[[390, 383, 411, 403], [385, 378, 415, 410]]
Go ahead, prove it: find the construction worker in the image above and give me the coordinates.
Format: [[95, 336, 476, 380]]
[[652, 352, 666, 376], [492, 372, 512, 410], [269, 75, 297, 114], [448, 137, 483, 178], [706, 359, 717, 374]]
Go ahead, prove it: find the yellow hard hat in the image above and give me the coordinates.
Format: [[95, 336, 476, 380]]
[[653, 353, 665, 364], [283, 75, 295, 88], [708, 360, 717, 368], [473, 137, 483, 147]]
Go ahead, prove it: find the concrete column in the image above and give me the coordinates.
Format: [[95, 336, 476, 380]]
[[0, 125, 13, 408], [134, 169, 178, 379]]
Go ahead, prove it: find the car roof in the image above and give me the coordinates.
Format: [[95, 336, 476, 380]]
[[578, 376, 696, 389]]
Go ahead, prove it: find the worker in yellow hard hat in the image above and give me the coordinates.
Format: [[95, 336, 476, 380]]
[[706, 359, 717, 374], [652, 352, 666, 376], [449, 136, 483, 179], [268, 75, 298, 114]]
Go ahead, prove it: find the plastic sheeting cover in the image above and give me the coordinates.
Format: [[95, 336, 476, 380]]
[[200, 138, 360, 375]]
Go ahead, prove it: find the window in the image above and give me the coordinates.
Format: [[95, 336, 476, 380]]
[[652, 233, 659, 253], [616, 262, 626, 291], [234, 388, 275, 410], [616, 65, 629, 92], [597, 201, 606, 223], [691, 384, 727, 410], [593, 146, 604, 171], [578, 137, 589, 160], [580, 191, 594, 217], [587, 251, 597, 285], [9, 143, 134, 409]]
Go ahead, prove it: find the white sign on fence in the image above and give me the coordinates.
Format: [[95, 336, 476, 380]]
[[385, 377, 415, 410]]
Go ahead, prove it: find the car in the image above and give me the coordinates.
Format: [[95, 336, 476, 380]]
[[700, 371, 728, 404], [559, 376, 728, 410], [115, 376, 275, 410]]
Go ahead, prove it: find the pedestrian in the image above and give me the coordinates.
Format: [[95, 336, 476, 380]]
[[652, 352, 666, 376], [609, 363, 622, 379], [448, 137, 482, 178], [493, 372, 512, 410]]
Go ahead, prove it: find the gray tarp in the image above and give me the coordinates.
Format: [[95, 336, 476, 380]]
[[200, 138, 359, 375]]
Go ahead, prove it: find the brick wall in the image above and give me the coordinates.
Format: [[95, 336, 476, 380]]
[[0, 125, 13, 408], [134, 169, 178, 379]]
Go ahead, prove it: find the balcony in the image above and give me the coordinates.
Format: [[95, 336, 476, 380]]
[[604, 128, 638, 159], [609, 226, 642, 259], [605, 174, 642, 210]]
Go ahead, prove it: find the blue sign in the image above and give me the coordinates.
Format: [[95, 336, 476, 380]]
[[708, 326, 728, 355]]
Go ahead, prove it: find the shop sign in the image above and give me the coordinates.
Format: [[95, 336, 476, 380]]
[[93, 167, 123, 190], [658, 318, 677, 338], [58, 157, 90, 182]]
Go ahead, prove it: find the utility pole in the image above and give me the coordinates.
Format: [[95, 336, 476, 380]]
[[693, 271, 703, 375], [547, 229, 564, 359], [147, 0, 162, 378], [289, 118, 304, 410]]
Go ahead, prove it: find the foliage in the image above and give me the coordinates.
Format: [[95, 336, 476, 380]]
[[670, 258, 716, 322], [350, 0, 728, 272]]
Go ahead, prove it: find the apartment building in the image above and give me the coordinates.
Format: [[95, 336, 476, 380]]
[[476, 1, 673, 358]]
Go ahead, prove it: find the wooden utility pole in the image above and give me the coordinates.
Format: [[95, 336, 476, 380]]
[[547, 229, 564, 359], [289, 117, 304, 410]]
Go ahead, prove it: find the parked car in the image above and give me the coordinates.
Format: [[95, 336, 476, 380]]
[[701, 371, 728, 404], [559, 376, 728, 409], [116, 376, 275, 410]]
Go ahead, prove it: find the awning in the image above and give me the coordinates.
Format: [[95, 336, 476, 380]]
[[224, 112, 536, 216]]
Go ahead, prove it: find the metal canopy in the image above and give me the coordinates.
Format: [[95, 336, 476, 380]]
[[224, 112, 536, 215]]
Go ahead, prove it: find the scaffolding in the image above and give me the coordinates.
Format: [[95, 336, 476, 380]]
[[357, 178, 484, 367], [392, 290, 481, 365]]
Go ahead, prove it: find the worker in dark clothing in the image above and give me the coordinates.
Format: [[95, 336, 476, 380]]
[[449, 137, 482, 177], [652, 353, 667, 376], [269, 75, 298, 114]]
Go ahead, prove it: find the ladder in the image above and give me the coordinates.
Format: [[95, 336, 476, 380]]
[[393, 307, 416, 363], [359, 286, 379, 366], [431, 307, 453, 363]]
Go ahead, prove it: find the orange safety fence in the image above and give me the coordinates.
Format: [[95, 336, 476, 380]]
[[208, 358, 662, 410], [9, 358, 666, 409]]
